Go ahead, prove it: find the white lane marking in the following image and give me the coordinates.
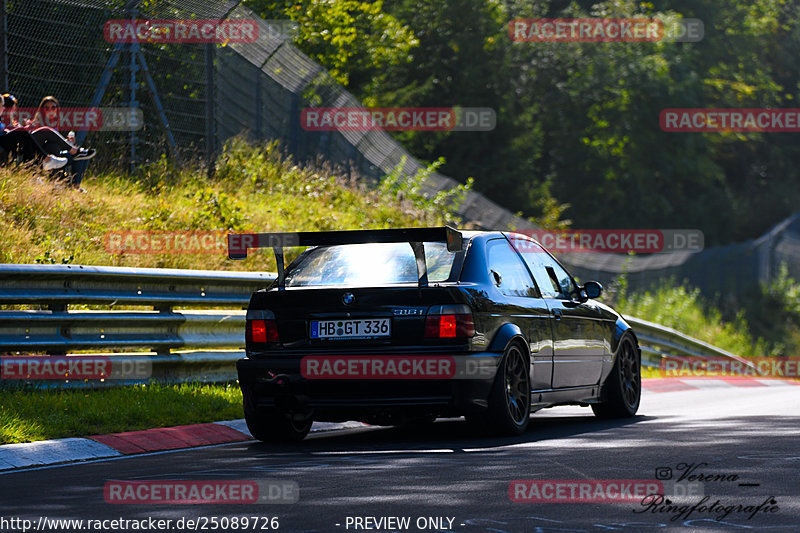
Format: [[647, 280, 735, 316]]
[[215, 419, 366, 438], [314, 449, 455, 455]]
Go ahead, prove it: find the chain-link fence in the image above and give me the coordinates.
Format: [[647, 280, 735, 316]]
[[4, 0, 529, 230], [566, 212, 800, 298], [5, 0, 799, 297], [7, 0, 206, 167]]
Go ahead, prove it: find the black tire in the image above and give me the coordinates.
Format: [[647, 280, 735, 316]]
[[592, 335, 641, 419], [242, 387, 312, 442], [468, 342, 531, 435]]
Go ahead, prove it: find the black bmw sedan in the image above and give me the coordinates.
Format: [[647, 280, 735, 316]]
[[230, 227, 641, 441]]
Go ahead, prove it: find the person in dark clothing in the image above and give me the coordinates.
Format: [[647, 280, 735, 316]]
[[2, 93, 20, 127], [0, 95, 68, 170], [29, 96, 96, 161]]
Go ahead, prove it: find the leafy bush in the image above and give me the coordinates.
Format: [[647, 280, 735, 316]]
[[378, 156, 473, 227], [734, 265, 800, 356], [607, 274, 771, 357]]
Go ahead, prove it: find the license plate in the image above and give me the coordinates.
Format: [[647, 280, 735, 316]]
[[310, 318, 391, 339]]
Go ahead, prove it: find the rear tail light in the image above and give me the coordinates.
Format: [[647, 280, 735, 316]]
[[424, 304, 475, 338], [246, 310, 279, 344]]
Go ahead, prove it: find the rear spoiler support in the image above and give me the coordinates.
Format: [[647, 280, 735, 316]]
[[227, 226, 463, 289], [272, 246, 285, 287], [409, 241, 428, 287]]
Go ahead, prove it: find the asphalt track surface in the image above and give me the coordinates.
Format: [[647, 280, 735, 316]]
[[1, 384, 799, 533]]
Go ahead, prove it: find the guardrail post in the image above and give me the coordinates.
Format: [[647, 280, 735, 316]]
[[45, 302, 67, 355], [154, 303, 173, 356]]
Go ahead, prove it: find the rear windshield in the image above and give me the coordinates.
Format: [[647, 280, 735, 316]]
[[284, 242, 457, 287]]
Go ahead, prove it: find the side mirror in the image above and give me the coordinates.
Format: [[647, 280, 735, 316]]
[[582, 281, 603, 299]]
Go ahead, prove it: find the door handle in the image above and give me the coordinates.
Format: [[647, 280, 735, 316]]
[[552, 308, 563, 320]]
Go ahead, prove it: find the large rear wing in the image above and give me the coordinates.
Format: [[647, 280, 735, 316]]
[[227, 226, 463, 288]]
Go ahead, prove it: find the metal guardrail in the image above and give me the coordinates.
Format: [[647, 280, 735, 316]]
[[0, 264, 275, 310], [0, 265, 277, 387], [0, 265, 746, 387], [623, 316, 753, 369]]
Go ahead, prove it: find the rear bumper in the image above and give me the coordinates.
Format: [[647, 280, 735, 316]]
[[237, 352, 500, 422]]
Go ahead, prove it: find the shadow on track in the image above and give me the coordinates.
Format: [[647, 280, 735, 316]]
[[242, 412, 651, 454]]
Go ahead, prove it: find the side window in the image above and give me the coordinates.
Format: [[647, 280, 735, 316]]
[[544, 258, 577, 299], [511, 237, 577, 299], [486, 239, 539, 298]]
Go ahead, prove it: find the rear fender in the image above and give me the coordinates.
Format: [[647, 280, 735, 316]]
[[488, 323, 527, 354], [463, 323, 529, 414], [611, 317, 638, 356], [599, 318, 640, 387]]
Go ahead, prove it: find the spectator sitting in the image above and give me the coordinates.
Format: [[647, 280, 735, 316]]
[[1, 93, 20, 128], [27, 96, 96, 162], [0, 94, 69, 171]]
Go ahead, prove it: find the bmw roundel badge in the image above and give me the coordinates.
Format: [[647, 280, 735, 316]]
[[342, 292, 355, 305]]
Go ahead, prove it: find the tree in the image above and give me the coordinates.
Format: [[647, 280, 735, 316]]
[[243, 0, 418, 96]]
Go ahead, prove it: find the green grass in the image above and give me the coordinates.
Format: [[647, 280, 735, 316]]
[[0, 382, 243, 444], [610, 269, 800, 360], [0, 136, 465, 269], [616, 286, 762, 355], [641, 367, 668, 379], [606, 279, 770, 358]]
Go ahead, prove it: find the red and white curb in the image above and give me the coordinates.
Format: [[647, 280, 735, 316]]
[[0, 437, 122, 471], [642, 376, 800, 393], [0, 420, 365, 472]]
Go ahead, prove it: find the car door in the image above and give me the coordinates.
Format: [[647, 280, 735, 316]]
[[510, 237, 606, 389], [485, 238, 553, 391]]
